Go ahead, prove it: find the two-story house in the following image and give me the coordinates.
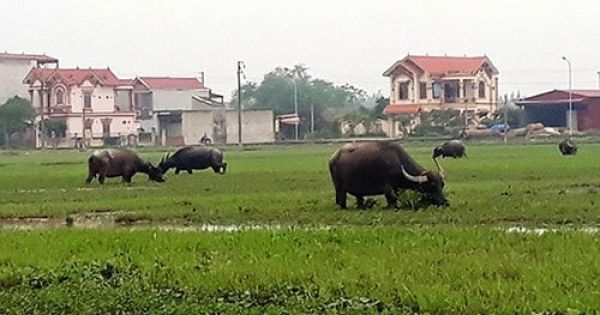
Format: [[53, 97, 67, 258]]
[[0, 52, 58, 104], [383, 55, 499, 119], [23, 67, 139, 147], [132, 76, 227, 145], [132, 76, 274, 145]]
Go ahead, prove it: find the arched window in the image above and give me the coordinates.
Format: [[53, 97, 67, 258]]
[[55, 88, 65, 105], [478, 81, 486, 99], [398, 82, 409, 100]]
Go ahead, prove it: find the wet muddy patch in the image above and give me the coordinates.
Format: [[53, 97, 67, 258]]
[[505, 226, 600, 235], [556, 183, 600, 195], [40, 161, 83, 166], [0, 211, 331, 232]]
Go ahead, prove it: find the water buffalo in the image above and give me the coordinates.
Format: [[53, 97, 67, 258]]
[[86, 149, 164, 184], [433, 140, 467, 159], [329, 141, 449, 209], [559, 139, 577, 155], [158, 146, 227, 175]]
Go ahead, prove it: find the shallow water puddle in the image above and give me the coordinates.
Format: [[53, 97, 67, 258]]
[[505, 226, 600, 235], [0, 212, 331, 232]]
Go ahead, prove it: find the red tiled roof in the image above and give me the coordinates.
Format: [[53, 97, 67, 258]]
[[384, 104, 422, 115], [384, 55, 498, 77], [24, 68, 123, 86], [562, 90, 600, 98], [517, 98, 586, 106], [139, 77, 204, 90], [0, 52, 58, 63]]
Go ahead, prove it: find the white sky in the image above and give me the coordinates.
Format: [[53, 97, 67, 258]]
[[2, 0, 599, 100]]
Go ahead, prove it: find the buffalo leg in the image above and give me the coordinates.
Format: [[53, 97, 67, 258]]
[[122, 175, 132, 183], [384, 186, 398, 209], [335, 190, 347, 209], [175, 168, 181, 175], [187, 169, 193, 174], [98, 174, 106, 185], [356, 196, 367, 210], [85, 173, 96, 184]]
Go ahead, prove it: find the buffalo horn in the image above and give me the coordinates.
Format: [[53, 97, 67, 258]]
[[433, 158, 445, 178], [401, 166, 428, 184]]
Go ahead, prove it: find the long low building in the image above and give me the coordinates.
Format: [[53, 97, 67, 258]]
[[516, 89, 600, 131]]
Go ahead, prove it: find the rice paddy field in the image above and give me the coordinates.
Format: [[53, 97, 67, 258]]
[[1, 143, 600, 314]]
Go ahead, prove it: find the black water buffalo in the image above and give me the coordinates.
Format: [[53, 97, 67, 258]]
[[433, 140, 467, 159], [559, 139, 578, 155], [328, 141, 449, 209], [158, 146, 227, 175], [86, 149, 164, 184]]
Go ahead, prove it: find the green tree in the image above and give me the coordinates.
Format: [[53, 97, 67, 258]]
[[231, 65, 367, 138], [0, 96, 35, 146]]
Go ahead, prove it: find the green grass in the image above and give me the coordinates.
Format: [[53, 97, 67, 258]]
[[1, 228, 600, 314], [1, 143, 600, 313], [0, 144, 599, 226]]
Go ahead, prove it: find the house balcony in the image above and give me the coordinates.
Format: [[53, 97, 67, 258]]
[[36, 105, 73, 116]]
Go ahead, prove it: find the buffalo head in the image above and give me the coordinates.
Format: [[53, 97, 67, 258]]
[[158, 153, 171, 174], [401, 166, 449, 207], [147, 163, 165, 182]]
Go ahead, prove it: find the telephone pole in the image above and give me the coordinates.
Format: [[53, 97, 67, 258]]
[[503, 95, 508, 144], [237, 61, 245, 146]]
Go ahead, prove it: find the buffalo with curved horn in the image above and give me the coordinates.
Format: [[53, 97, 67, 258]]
[[329, 141, 449, 209], [158, 146, 227, 175], [86, 149, 165, 184]]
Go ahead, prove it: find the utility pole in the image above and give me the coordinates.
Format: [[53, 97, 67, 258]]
[[562, 56, 573, 137], [82, 96, 86, 149], [293, 78, 298, 140], [237, 61, 245, 146], [310, 104, 314, 133], [503, 95, 508, 144], [39, 81, 45, 149]]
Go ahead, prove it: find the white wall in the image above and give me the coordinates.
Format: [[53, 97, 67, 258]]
[[65, 115, 138, 137], [70, 81, 116, 113], [0, 59, 35, 104], [226, 110, 274, 144], [181, 110, 214, 145], [152, 90, 194, 111]]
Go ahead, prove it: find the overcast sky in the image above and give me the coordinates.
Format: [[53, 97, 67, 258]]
[[2, 0, 599, 100]]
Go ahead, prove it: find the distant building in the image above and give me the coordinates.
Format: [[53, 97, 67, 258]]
[[0, 52, 58, 104], [23, 67, 138, 147], [132, 77, 274, 145], [517, 89, 600, 131]]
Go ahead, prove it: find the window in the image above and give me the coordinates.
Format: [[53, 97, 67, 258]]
[[444, 82, 459, 101], [398, 82, 409, 100], [101, 119, 112, 135], [432, 82, 441, 99], [55, 89, 64, 105], [478, 82, 486, 99], [419, 82, 427, 99], [83, 92, 92, 109], [84, 119, 93, 129]]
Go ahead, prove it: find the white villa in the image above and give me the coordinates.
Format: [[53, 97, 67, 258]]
[[24, 67, 138, 147], [383, 55, 499, 116]]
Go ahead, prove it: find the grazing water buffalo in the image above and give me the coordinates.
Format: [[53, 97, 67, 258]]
[[158, 146, 227, 175], [433, 140, 467, 159], [329, 141, 449, 209], [86, 149, 164, 184], [559, 139, 578, 155]]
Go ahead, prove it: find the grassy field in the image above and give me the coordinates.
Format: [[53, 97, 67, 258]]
[[1, 143, 600, 313], [0, 143, 599, 226]]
